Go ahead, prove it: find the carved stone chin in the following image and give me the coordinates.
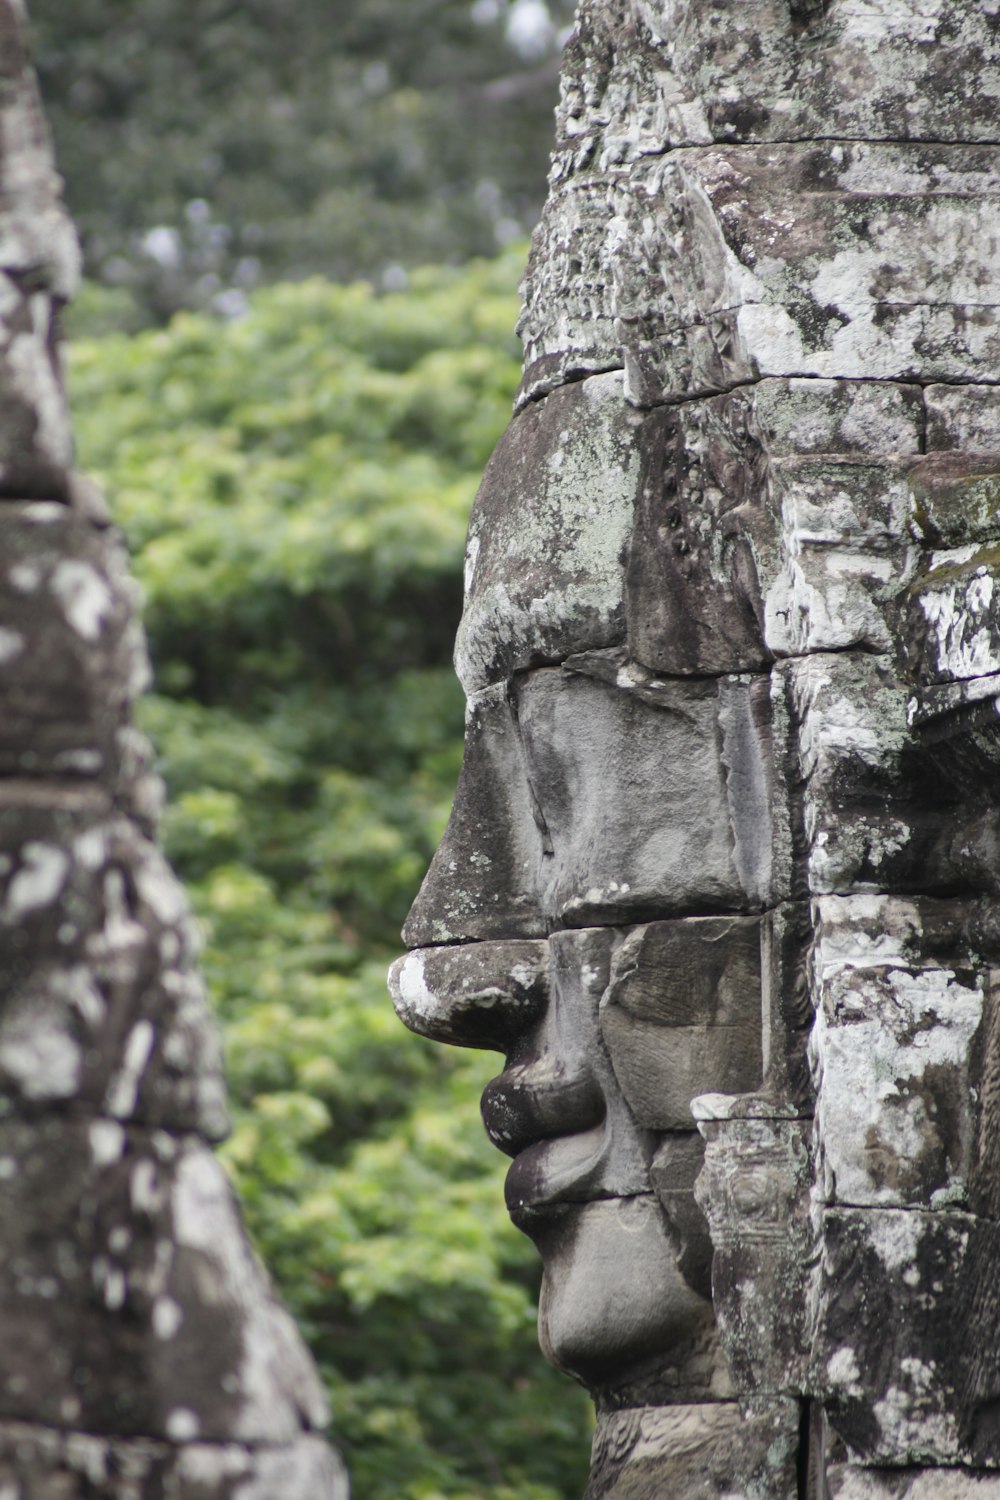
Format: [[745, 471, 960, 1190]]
[[393, 0, 1000, 1493]]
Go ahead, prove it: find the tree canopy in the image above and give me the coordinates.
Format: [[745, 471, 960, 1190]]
[[31, 0, 574, 321], [69, 252, 592, 1500]]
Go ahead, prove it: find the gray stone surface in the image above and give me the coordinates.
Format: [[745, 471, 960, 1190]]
[[0, 1423, 348, 1500], [814, 1207, 1000, 1466], [396, 0, 1000, 1493], [0, 4, 345, 1490], [521, 142, 1000, 405], [0, 1118, 327, 1443], [584, 1400, 799, 1500], [454, 372, 644, 693], [601, 917, 764, 1130], [829, 1468, 1000, 1499]]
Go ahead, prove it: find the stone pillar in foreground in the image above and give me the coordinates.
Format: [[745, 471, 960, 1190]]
[[0, 6, 347, 1493], [393, 1, 1000, 1495]]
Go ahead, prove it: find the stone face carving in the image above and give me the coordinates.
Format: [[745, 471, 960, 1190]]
[[0, 8, 347, 1494], [392, 0, 1000, 1493]]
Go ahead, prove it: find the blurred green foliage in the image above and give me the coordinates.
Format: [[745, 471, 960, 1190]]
[[70, 250, 592, 1500], [32, 0, 575, 322]]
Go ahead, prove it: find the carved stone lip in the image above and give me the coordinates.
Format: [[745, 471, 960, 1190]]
[[503, 1125, 615, 1220], [480, 1055, 612, 1217]]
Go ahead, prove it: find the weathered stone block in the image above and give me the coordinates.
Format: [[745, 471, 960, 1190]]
[[408, 655, 790, 944], [811, 894, 1000, 1220], [521, 142, 1000, 405], [0, 11, 79, 499], [814, 1207, 1000, 1465], [0, 508, 148, 781], [764, 458, 916, 657], [402, 680, 546, 944], [779, 652, 1000, 899], [828, 1466, 1000, 1498], [553, 0, 1000, 168], [0, 1423, 348, 1500], [516, 664, 778, 922], [454, 372, 646, 693], [600, 916, 764, 1131], [903, 547, 1000, 688], [810, 895, 996, 1210], [648, 1134, 714, 1302], [0, 801, 227, 1140], [694, 1104, 813, 1395], [584, 1399, 800, 1500], [0, 1119, 328, 1443], [523, 1193, 729, 1398], [926, 386, 1000, 454], [624, 393, 774, 676]]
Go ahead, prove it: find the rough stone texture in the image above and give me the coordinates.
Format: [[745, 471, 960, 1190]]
[[404, 657, 790, 944], [601, 917, 764, 1129], [0, 6, 346, 1493], [584, 1400, 800, 1500], [693, 1103, 812, 1397], [828, 1468, 1000, 1499], [813, 1208, 1000, 1466], [394, 0, 1000, 1494], [0, 1423, 346, 1500], [455, 371, 646, 693], [810, 894, 1000, 1212]]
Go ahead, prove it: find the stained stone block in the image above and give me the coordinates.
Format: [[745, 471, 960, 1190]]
[[389, 939, 549, 1052], [554, 0, 1000, 167], [600, 916, 764, 1131], [491, 927, 656, 1216], [814, 1207, 1000, 1465], [0, 1424, 348, 1500], [778, 651, 1000, 898], [811, 894, 1000, 1219], [828, 1467, 1000, 1499], [402, 680, 546, 944], [516, 663, 778, 923], [903, 548, 1000, 688], [520, 143, 1000, 405], [0, 801, 228, 1140], [926, 386, 1000, 453], [693, 1104, 812, 1395], [0, 507, 149, 780], [584, 1399, 799, 1500], [810, 911, 990, 1210], [454, 372, 650, 694], [0, 1118, 329, 1443]]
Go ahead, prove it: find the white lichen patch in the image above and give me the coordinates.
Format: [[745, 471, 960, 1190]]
[[166, 1407, 201, 1442], [0, 627, 24, 663], [918, 561, 1000, 681], [153, 1295, 183, 1340], [812, 962, 983, 1206], [873, 1358, 958, 1460], [89, 1119, 125, 1168], [3, 842, 69, 918], [50, 558, 113, 641], [105, 1020, 156, 1119]]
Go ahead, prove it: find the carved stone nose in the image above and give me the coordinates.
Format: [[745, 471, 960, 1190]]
[[388, 940, 548, 1052]]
